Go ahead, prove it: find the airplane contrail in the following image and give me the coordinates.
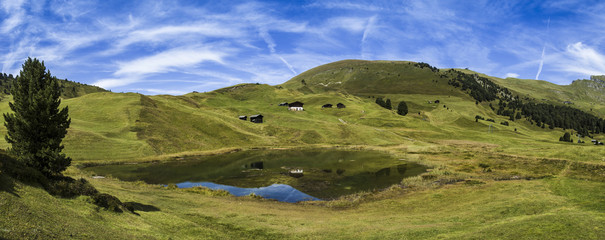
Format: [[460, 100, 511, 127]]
[[260, 29, 297, 75], [535, 17, 550, 80]]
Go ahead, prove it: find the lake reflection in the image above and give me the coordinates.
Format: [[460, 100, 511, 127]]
[[178, 182, 320, 203], [85, 149, 427, 200]]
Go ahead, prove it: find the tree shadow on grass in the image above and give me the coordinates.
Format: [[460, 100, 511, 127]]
[[123, 202, 161, 216], [0, 174, 19, 197]]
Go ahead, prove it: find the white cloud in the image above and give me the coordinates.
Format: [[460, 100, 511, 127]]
[[93, 78, 140, 89], [114, 46, 228, 76], [1, 10, 24, 33], [111, 23, 242, 54], [0, 0, 26, 33], [131, 88, 188, 95], [325, 17, 368, 33], [93, 46, 230, 89], [307, 1, 384, 11], [561, 42, 605, 75], [1, 0, 25, 11], [505, 73, 520, 78]]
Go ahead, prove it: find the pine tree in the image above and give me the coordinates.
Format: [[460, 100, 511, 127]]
[[3, 58, 71, 177], [375, 97, 385, 108], [385, 99, 392, 110], [397, 101, 408, 116]]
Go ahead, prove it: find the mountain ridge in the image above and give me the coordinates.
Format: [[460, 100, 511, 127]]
[[0, 73, 107, 99]]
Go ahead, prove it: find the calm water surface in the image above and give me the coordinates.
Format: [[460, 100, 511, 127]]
[[85, 149, 426, 202]]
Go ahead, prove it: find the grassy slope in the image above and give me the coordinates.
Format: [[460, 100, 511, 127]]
[[0, 92, 155, 161], [0, 60, 601, 162], [1, 159, 604, 239], [1, 60, 604, 239], [454, 68, 605, 116]]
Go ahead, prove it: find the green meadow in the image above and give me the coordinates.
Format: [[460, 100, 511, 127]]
[[1, 60, 604, 239]]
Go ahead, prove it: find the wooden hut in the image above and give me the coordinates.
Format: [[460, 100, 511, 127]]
[[250, 114, 263, 123], [238, 115, 247, 120], [337, 103, 346, 108], [322, 104, 333, 108], [288, 101, 304, 111]]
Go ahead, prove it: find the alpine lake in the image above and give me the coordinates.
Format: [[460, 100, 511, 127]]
[[84, 149, 427, 203]]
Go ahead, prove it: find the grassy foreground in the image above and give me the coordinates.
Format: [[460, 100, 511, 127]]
[[1, 147, 604, 239]]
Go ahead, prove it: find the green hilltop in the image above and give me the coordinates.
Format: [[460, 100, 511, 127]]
[[1, 60, 604, 239]]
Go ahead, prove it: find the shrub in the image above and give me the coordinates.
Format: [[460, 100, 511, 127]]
[[464, 180, 485, 185], [183, 186, 231, 196], [560, 132, 571, 142], [93, 193, 124, 213], [44, 177, 99, 198]]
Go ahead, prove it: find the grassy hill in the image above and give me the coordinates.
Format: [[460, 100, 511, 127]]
[[452, 69, 605, 116], [1, 59, 604, 239], [281, 60, 464, 97], [0, 60, 601, 162], [0, 73, 107, 99]]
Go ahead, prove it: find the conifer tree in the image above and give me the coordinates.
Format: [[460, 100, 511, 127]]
[[4, 58, 71, 176], [397, 101, 408, 116], [385, 99, 392, 110], [375, 97, 385, 108]]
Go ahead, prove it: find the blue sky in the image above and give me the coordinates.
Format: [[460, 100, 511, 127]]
[[1, 0, 605, 95]]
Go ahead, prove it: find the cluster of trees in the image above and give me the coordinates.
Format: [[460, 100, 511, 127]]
[[0, 73, 15, 94], [559, 132, 573, 143], [0, 71, 106, 98], [446, 70, 512, 103], [444, 68, 605, 136], [375, 97, 392, 110], [521, 103, 605, 135], [413, 62, 439, 72], [376, 97, 408, 116], [494, 100, 605, 136]]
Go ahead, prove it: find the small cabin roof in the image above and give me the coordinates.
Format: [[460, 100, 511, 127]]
[[289, 101, 304, 107], [250, 114, 263, 118]]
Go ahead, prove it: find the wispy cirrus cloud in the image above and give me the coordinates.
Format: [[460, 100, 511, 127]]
[[94, 45, 230, 89], [2, 0, 605, 95], [115, 47, 227, 76], [557, 42, 605, 76], [0, 0, 26, 33], [307, 0, 385, 11]]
